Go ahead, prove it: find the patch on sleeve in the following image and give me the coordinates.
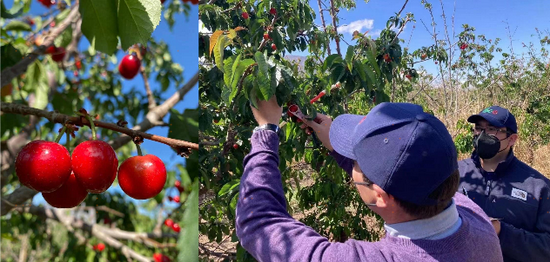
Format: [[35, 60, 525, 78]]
[[511, 187, 527, 201]]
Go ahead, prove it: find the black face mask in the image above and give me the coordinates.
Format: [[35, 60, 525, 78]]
[[473, 131, 508, 159]]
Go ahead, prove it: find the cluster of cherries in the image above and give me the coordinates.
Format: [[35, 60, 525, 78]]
[[242, 8, 278, 51], [15, 114, 167, 208]]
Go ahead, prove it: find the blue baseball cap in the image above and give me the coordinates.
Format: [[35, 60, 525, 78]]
[[467, 106, 517, 133], [329, 102, 458, 206]]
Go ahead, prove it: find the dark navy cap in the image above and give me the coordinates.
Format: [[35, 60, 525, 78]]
[[329, 102, 458, 206], [467, 106, 517, 133]]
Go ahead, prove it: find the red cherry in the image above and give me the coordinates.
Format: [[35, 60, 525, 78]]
[[168, 196, 173, 201], [15, 141, 72, 193], [43, 172, 88, 208], [213, 119, 219, 123], [38, 0, 56, 8], [270, 8, 277, 15], [460, 43, 468, 50], [263, 33, 270, 40], [118, 53, 141, 80], [72, 140, 118, 194], [51, 47, 66, 62], [177, 185, 184, 193], [173, 196, 180, 203], [164, 218, 174, 227], [46, 46, 56, 54], [153, 253, 171, 262], [233, 143, 239, 149], [383, 53, 392, 63], [26, 18, 35, 26], [271, 43, 277, 51], [75, 60, 82, 70], [103, 217, 112, 224], [172, 223, 181, 233], [435, 61, 439, 64], [242, 12, 249, 19], [406, 74, 412, 80], [49, 21, 56, 27], [118, 154, 166, 199], [95, 243, 105, 251], [174, 180, 181, 188], [161, 0, 166, 3]]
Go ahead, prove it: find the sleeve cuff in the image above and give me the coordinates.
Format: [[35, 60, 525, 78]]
[[250, 129, 280, 153]]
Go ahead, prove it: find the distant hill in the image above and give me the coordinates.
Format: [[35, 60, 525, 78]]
[[284, 55, 307, 73]]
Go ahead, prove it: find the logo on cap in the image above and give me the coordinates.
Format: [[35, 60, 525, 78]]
[[481, 107, 498, 115]]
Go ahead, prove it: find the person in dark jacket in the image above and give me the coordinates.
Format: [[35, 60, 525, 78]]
[[458, 105, 550, 262], [235, 96, 503, 262]]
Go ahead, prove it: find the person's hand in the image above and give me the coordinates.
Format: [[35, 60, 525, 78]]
[[300, 113, 334, 152], [490, 219, 501, 236], [250, 95, 283, 126]]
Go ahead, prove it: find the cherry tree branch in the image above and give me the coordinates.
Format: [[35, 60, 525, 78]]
[[396, 0, 410, 17], [317, 0, 331, 55], [18, 205, 178, 261], [141, 66, 157, 110], [0, 103, 198, 151], [0, 3, 80, 87], [328, 0, 341, 55]]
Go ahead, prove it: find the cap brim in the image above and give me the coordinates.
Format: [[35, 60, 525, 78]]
[[467, 114, 505, 128], [329, 114, 366, 160]]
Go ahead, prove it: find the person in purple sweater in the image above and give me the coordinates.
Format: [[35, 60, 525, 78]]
[[235, 96, 503, 262]]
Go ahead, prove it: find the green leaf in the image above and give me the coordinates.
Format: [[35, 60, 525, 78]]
[[1, 2, 23, 19], [323, 54, 343, 71], [223, 56, 236, 89], [214, 35, 230, 72], [54, 26, 73, 48], [353, 60, 367, 82], [227, 29, 237, 39], [1, 44, 23, 71], [280, 68, 295, 91], [256, 71, 272, 101], [177, 180, 199, 262], [117, 0, 162, 51], [345, 45, 355, 70], [25, 60, 48, 109], [218, 180, 240, 197], [3, 20, 31, 31], [362, 62, 379, 90], [230, 59, 254, 100], [168, 108, 199, 144], [254, 51, 269, 78], [230, 192, 239, 213], [330, 65, 345, 84], [80, 0, 119, 55], [365, 49, 381, 77]]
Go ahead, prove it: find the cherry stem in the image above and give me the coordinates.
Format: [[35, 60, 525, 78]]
[[84, 115, 97, 140], [66, 129, 71, 150], [136, 143, 143, 156], [55, 125, 67, 143]]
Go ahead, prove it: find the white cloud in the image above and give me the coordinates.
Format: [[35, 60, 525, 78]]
[[199, 20, 212, 34], [367, 29, 382, 37], [338, 19, 375, 35]]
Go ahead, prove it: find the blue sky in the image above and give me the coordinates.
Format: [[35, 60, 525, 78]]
[[293, 0, 550, 73], [4, 1, 198, 211]]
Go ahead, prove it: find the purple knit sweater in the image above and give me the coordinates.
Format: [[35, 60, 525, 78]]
[[236, 130, 503, 262]]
